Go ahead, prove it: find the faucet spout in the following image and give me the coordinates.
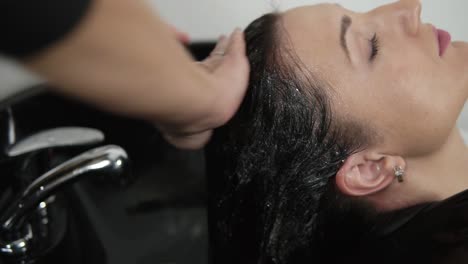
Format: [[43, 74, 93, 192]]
[[0, 145, 128, 234]]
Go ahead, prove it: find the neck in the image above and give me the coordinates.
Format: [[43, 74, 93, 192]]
[[407, 127, 468, 202], [374, 127, 468, 211]]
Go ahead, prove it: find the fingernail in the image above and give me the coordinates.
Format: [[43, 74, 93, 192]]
[[214, 35, 226, 48], [218, 34, 226, 41], [229, 28, 241, 37], [233, 28, 243, 38]]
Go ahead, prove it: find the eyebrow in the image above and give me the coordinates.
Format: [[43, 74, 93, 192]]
[[340, 15, 352, 61]]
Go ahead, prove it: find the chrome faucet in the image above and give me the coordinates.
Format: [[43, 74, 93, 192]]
[[0, 145, 129, 262]]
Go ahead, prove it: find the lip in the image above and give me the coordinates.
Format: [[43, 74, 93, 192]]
[[432, 25, 452, 57]]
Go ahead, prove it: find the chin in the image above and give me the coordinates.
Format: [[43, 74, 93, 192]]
[[452, 41, 468, 48], [452, 41, 468, 59], [452, 43, 468, 88], [452, 41, 468, 56]]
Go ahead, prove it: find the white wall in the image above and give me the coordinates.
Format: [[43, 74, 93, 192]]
[[149, 0, 468, 42], [1, 0, 467, 129]]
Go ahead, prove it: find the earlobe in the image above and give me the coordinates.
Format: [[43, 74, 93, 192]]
[[335, 151, 405, 197]]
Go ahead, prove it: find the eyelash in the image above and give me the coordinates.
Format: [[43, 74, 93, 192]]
[[370, 33, 380, 61]]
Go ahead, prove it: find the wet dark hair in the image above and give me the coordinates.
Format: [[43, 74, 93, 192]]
[[206, 13, 381, 264]]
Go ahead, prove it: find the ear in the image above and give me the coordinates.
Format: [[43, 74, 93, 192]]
[[335, 150, 406, 197]]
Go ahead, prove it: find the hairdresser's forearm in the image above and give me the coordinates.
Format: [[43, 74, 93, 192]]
[[25, 0, 220, 133]]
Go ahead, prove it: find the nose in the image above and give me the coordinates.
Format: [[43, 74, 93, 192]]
[[395, 0, 422, 35], [371, 0, 422, 36]]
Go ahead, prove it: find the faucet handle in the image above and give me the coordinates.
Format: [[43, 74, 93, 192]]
[[6, 127, 104, 157]]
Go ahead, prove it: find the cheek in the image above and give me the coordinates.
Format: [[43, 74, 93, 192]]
[[370, 67, 457, 155], [384, 56, 461, 116], [334, 55, 463, 156]]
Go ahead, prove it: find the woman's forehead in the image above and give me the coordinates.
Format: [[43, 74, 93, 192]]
[[280, 4, 348, 79], [281, 4, 344, 51], [281, 4, 342, 26]]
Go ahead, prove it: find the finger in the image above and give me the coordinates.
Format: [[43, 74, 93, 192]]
[[224, 28, 247, 62], [211, 28, 250, 124], [199, 35, 229, 71], [218, 28, 249, 81], [210, 35, 229, 56]]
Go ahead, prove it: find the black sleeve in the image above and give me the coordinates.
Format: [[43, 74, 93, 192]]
[[0, 0, 93, 59]]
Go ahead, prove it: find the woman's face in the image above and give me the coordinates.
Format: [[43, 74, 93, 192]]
[[281, 0, 468, 157]]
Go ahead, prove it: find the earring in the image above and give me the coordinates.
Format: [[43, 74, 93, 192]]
[[394, 166, 405, 183]]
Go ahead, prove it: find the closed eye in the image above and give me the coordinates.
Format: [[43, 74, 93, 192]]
[[370, 33, 380, 62]]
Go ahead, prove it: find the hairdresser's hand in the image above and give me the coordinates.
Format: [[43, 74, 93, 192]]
[[161, 29, 249, 149], [21, 0, 246, 151]]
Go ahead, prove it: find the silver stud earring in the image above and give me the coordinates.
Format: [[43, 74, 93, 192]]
[[394, 166, 405, 183]]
